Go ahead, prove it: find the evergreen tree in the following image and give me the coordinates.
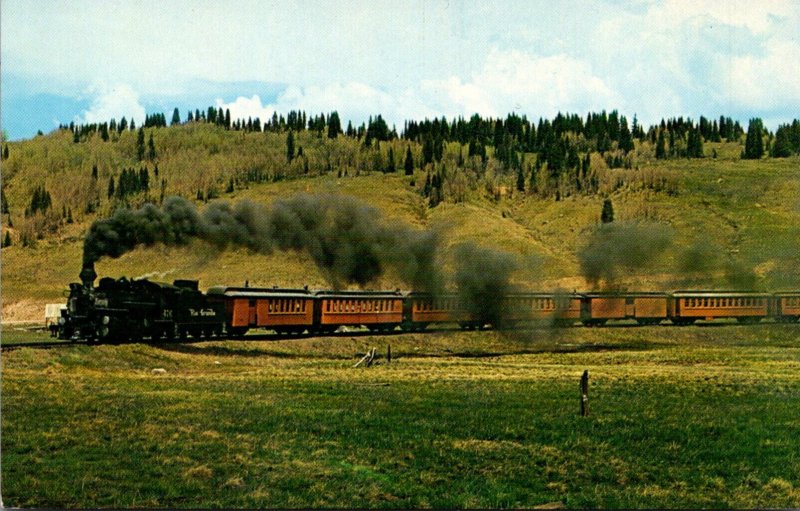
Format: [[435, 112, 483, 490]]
[[404, 146, 414, 175], [91, 164, 98, 180], [148, 133, 157, 160], [107, 176, 115, 198], [771, 123, 794, 157], [516, 166, 525, 193], [618, 116, 634, 153], [171, 108, 181, 125], [3, 230, 10, 248], [655, 130, 666, 159], [601, 198, 614, 223], [27, 185, 52, 216], [743, 118, 764, 159], [422, 136, 434, 165], [1, 188, 8, 214], [2, 144, 8, 160], [327, 111, 342, 139], [386, 147, 396, 173], [136, 128, 145, 161], [286, 131, 295, 162]]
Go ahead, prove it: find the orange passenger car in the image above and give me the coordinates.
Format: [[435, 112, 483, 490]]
[[773, 292, 800, 322], [582, 293, 669, 325], [502, 293, 583, 326], [207, 286, 315, 335], [315, 291, 404, 331], [407, 293, 477, 329], [669, 291, 770, 324]]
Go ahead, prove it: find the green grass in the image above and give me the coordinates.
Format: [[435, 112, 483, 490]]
[[4, 325, 800, 508]]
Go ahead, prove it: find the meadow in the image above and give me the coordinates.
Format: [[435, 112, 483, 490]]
[[3, 323, 800, 508]]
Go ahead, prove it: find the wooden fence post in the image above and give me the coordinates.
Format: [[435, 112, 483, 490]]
[[387, 344, 392, 364], [580, 370, 589, 417]]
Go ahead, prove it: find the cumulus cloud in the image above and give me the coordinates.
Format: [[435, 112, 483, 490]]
[[215, 49, 621, 130], [77, 84, 145, 125], [215, 82, 441, 130], [214, 95, 274, 124], [426, 49, 622, 118]]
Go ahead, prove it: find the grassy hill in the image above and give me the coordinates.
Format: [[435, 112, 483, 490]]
[[2, 123, 800, 321]]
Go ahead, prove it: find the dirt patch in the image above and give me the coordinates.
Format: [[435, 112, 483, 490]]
[[2, 299, 49, 323]]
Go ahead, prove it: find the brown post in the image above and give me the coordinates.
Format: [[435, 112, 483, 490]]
[[580, 370, 589, 417], [387, 344, 392, 364]]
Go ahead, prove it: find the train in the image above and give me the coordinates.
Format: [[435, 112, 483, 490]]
[[53, 264, 800, 343]]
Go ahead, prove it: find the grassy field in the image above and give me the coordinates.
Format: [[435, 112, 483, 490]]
[[3, 324, 800, 508]]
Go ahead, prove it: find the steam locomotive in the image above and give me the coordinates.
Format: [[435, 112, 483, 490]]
[[56, 266, 225, 343], [55, 264, 800, 343]]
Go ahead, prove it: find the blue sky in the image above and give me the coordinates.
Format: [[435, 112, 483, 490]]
[[2, 0, 798, 140]]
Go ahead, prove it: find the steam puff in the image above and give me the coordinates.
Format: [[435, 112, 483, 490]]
[[578, 222, 673, 289], [452, 242, 518, 326], [83, 194, 440, 290]]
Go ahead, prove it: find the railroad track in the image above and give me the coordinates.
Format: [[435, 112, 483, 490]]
[[1, 340, 89, 351], [2, 319, 787, 352]]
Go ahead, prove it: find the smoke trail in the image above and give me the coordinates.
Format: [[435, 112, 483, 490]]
[[84, 194, 441, 290], [577, 222, 673, 289], [452, 242, 518, 327]]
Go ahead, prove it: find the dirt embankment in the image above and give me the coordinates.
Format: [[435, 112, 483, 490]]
[[2, 299, 49, 324]]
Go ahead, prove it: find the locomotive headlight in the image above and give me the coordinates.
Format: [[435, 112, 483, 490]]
[[100, 326, 109, 337], [59, 317, 66, 325], [102, 316, 110, 325]]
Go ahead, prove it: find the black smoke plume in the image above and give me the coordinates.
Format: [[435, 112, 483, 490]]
[[577, 222, 673, 289], [84, 194, 441, 290], [452, 242, 518, 327]]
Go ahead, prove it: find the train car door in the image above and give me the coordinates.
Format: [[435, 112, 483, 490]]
[[248, 299, 257, 325], [625, 297, 635, 317]]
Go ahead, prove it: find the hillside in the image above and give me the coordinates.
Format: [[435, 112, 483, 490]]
[[2, 120, 800, 322]]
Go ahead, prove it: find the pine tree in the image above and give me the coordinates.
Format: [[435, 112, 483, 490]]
[[601, 198, 614, 223], [655, 130, 666, 159], [2, 144, 8, 160], [171, 108, 181, 125], [107, 176, 115, 199], [327, 111, 341, 139], [386, 147, 396, 173], [286, 131, 295, 162], [136, 128, 145, 161], [148, 133, 157, 160], [404, 146, 414, 175], [3, 231, 10, 248], [743, 118, 764, 159], [771, 124, 794, 157], [91, 165, 98, 180], [618, 116, 634, 153], [1, 188, 9, 214], [516, 166, 525, 193]]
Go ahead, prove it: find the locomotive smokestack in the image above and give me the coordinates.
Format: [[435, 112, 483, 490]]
[[80, 263, 97, 289]]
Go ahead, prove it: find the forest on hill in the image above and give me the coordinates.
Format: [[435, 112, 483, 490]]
[[2, 107, 799, 249]]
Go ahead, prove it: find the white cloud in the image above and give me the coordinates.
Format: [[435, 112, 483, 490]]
[[214, 95, 274, 124], [215, 82, 441, 130], [77, 84, 146, 125], [9, 0, 797, 134], [420, 50, 622, 120], [723, 39, 800, 110]]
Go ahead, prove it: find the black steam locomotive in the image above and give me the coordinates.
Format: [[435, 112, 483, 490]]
[[56, 265, 226, 343]]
